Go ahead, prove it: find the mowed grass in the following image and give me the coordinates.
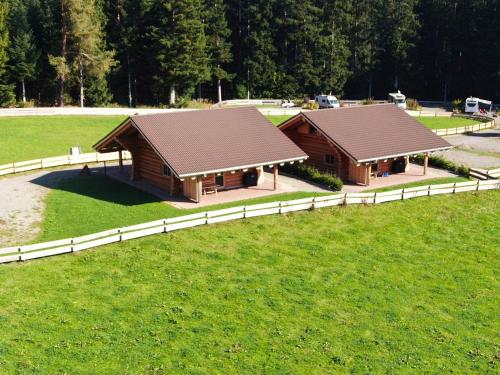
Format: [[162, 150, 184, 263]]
[[0, 190, 498, 373], [267, 115, 293, 125], [38, 175, 329, 241], [416, 116, 479, 129], [366, 176, 470, 192], [1, 115, 287, 164], [0, 116, 125, 164]]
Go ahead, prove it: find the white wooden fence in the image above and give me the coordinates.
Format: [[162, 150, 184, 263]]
[[1, 179, 498, 265], [431, 119, 496, 136], [469, 167, 500, 180], [0, 151, 131, 177]]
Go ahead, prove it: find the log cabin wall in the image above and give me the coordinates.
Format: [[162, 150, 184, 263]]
[[202, 170, 247, 189], [282, 121, 349, 180], [348, 160, 368, 184], [133, 135, 182, 195]]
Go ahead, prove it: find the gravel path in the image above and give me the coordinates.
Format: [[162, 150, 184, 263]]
[[444, 129, 500, 153], [0, 168, 82, 247], [435, 129, 500, 169]]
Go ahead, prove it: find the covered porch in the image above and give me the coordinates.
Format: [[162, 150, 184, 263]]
[[106, 164, 329, 208], [343, 162, 456, 193]]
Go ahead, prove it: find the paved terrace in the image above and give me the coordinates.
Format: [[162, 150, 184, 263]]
[[108, 163, 455, 207]]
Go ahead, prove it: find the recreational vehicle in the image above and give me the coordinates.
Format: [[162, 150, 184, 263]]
[[464, 97, 492, 114], [315, 95, 340, 109], [388, 91, 406, 109]]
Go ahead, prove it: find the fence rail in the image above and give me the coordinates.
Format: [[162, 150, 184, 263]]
[[0, 151, 131, 177], [431, 119, 496, 136], [1, 179, 498, 265], [469, 167, 500, 180]]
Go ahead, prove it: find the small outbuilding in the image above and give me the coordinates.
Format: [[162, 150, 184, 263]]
[[94, 107, 308, 202], [279, 104, 452, 185]]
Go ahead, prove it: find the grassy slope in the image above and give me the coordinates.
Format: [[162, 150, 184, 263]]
[[366, 177, 470, 192], [0, 191, 498, 373], [267, 115, 292, 125], [39, 176, 329, 241], [416, 116, 478, 129], [0, 116, 125, 164]]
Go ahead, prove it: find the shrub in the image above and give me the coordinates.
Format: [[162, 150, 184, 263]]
[[406, 98, 421, 110], [302, 101, 319, 110], [452, 99, 464, 113], [361, 97, 375, 105], [281, 163, 343, 191], [411, 154, 469, 177]]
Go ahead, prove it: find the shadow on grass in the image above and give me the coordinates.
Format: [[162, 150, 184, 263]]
[[30, 168, 161, 206]]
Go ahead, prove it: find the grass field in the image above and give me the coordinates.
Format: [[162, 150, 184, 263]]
[[0, 190, 498, 373], [0, 115, 288, 164], [0, 116, 125, 164], [366, 177, 470, 192], [38, 175, 327, 241], [267, 115, 292, 125], [416, 116, 479, 129]]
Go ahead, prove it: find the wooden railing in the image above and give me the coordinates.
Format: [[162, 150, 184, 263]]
[[469, 167, 500, 180], [1, 179, 498, 265], [431, 119, 495, 136], [0, 151, 132, 177]]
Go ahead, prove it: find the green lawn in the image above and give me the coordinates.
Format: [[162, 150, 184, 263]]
[[0, 190, 498, 373], [0, 116, 125, 164], [415, 116, 479, 129], [267, 115, 293, 125], [38, 175, 329, 241], [366, 177, 470, 192], [0, 115, 290, 164]]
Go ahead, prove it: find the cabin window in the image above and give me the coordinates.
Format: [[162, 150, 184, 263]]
[[308, 125, 317, 135], [162, 165, 172, 177], [325, 154, 335, 165], [215, 174, 224, 186]]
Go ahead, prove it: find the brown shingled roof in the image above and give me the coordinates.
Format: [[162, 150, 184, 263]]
[[95, 107, 308, 178], [281, 104, 452, 162]]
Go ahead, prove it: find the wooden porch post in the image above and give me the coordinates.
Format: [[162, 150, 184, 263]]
[[118, 150, 123, 171], [273, 165, 279, 190], [423, 153, 429, 175], [196, 177, 202, 203], [365, 163, 372, 186]]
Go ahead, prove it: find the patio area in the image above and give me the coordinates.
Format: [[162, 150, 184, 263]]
[[342, 163, 456, 193], [107, 165, 330, 209]]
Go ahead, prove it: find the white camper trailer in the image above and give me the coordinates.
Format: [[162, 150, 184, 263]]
[[464, 97, 492, 114], [388, 91, 406, 109], [315, 95, 340, 109]]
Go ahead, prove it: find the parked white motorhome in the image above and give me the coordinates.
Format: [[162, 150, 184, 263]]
[[464, 97, 492, 114], [315, 95, 340, 109], [388, 91, 406, 109]]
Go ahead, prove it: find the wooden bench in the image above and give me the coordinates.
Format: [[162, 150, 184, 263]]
[[202, 183, 222, 195]]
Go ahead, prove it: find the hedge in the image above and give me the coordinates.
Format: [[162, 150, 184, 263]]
[[281, 163, 343, 191]]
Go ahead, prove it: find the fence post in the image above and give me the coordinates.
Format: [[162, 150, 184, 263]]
[[12, 162, 15, 174], [71, 239, 74, 252], [205, 212, 209, 224], [243, 206, 247, 218], [401, 188, 405, 200], [18, 246, 22, 262], [476, 180, 480, 191], [453, 183, 456, 194], [373, 192, 377, 204], [428, 185, 431, 196]]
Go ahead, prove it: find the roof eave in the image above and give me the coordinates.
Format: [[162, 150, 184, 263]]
[[177, 155, 309, 179], [356, 146, 453, 163]]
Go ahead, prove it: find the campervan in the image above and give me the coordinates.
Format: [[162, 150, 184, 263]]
[[388, 91, 406, 109], [464, 97, 492, 114], [315, 95, 340, 109]]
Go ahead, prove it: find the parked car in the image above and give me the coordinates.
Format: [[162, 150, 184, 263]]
[[315, 95, 340, 109], [281, 100, 295, 108]]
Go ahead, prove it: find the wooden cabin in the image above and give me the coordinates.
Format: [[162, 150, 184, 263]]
[[94, 107, 308, 202], [279, 104, 452, 185]]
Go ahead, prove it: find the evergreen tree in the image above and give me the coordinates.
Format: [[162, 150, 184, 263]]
[[0, 1, 14, 106], [204, 0, 233, 103], [8, 0, 40, 103], [149, 0, 208, 105]]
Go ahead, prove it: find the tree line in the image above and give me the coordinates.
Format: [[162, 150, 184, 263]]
[[0, 0, 498, 107]]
